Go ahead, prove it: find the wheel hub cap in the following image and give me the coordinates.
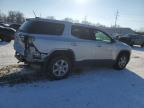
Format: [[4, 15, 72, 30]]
[[52, 59, 69, 77], [118, 56, 127, 68]]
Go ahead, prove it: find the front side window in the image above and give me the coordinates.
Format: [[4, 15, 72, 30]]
[[71, 25, 93, 40], [94, 30, 112, 43]]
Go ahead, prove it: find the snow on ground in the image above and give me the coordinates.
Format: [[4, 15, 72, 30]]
[[0, 41, 18, 68], [0, 41, 144, 108], [127, 47, 144, 78]]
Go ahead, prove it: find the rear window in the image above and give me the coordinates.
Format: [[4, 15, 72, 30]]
[[19, 20, 64, 35]]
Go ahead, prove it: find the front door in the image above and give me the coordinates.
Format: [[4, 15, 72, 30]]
[[92, 30, 114, 60]]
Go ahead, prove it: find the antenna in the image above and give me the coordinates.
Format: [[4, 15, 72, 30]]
[[33, 10, 37, 18], [114, 10, 119, 27], [39, 13, 41, 17]]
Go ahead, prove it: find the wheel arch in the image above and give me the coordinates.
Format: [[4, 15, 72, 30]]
[[116, 50, 131, 61], [44, 49, 75, 64]]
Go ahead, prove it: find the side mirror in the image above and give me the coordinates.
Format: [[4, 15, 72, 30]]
[[111, 39, 116, 43]]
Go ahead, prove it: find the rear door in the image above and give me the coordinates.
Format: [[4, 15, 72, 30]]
[[70, 25, 96, 61]]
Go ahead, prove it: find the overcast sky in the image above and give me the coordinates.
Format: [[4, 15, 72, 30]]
[[0, 0, 144, 30]]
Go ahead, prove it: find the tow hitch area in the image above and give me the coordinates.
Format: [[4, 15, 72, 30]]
[[24, 35, 42, 61]]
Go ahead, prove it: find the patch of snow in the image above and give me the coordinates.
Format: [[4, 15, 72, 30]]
[[0, 41, 19, 68]]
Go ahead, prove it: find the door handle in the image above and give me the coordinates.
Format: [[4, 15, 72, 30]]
[[97, 45, 102, 47], [71, 42, 77, 46]]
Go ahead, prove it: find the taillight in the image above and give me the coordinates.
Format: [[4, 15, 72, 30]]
[[28, 36, 35, 45]]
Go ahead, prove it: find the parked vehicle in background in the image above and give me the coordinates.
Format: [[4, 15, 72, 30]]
[[119, 34, 144, 47], [9, 24, 21, 30], [14, 18, 131, 80], [112, 33, 123, 40], [118, 36, 131, 46], [0, 23, 9, 27], [0, 26, 16, 42]]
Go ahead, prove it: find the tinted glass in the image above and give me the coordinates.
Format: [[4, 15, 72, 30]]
[[19, 20, 64, 35], [71, 25, 93, 40]]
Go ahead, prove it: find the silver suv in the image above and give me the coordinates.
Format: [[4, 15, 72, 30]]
[[14, 18, 131, 79]]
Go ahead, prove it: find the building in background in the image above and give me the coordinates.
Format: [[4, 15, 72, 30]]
[[101, 27, 136, 38]]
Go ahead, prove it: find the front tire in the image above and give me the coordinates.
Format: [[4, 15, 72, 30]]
[[114, 54, 129, 70], [45, 56, 72, 80]]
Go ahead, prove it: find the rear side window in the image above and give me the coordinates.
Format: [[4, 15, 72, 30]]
[[71, 25, 93, 40], [19, 20, 64, 35]]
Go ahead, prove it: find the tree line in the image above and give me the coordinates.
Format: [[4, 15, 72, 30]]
[[0, 10, 143, 33], [0, 10, 106, 27], [0, 10, 25, 24]]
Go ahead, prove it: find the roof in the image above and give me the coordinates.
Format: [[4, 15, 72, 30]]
[[26, 17, 102, 29], [27, 17, 72, 24]]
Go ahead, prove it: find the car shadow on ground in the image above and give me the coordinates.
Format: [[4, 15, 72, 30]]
[[0, 65, 51, 86], [0, 63, 114, 85], [0, 65, 49, 86], [0, 64, 144, 87]]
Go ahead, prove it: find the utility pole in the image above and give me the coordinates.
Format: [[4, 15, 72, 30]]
[[82, 16, 88, 24], [114, 10, 119, 28], [84, 16, 87, 22]]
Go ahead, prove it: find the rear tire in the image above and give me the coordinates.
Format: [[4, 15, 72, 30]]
[[44, 56, 72, 80], [113, 54, 129, 70]]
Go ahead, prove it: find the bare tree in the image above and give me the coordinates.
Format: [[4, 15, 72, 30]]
[[47, 16, 55, 20], [63, 17, 73, 22], [7, 11, 16, 23], [95, 23, 106, 27], [15, 12, 25, 24], [81, 20, 91, 25], [0, 10, 7, 22], [138, 27, 144, 32], [73, 19, 79, 23], [7, 11, 25, 24]]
